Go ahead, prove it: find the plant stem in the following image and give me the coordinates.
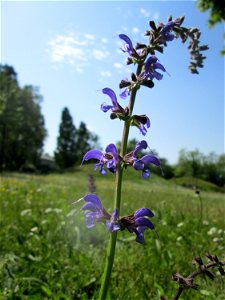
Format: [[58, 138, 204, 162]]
[[98, 63, 142, 300], [98, 165, 123, 300]]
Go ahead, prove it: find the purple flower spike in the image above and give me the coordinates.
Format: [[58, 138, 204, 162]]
[[120, 207, 155, 244], [82, 144, 119, 174], [119, 34, 135, 55], [82, 194, 111, 228], [143, 55, 166, 81], [123, 140, 160, 179]]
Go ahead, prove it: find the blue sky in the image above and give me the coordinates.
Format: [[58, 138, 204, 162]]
[[1, 0, 224, 163]]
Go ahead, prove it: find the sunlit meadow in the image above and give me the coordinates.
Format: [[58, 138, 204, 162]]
[[1, 168, 224, 299]]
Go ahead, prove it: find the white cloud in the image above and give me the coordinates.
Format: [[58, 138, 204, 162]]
[[153, 12, 160, 20], [114, 62, 123, 69], [101, 38, 108, 44], [92, 49, 109, 60], [49, 37, 86, 64], [132, 27, 140, 34], [84, 33, 96, 40], [48, 33, 112, 71], [140, 8, 150, 18], [99, 71, 112, 77]]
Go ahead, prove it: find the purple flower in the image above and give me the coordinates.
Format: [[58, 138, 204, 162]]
[[160, 19, 182, 43], [123, 140, 160, 179], [143, 55, 166, 81], [82, 194, 111, 228], [120, 207, 155, 244], [132, 115, 151, 136], [160, 21, 176, 42], [82, 143, 119, 174], [119, 88, 130, 100], [101, 88, 126, 118], [106, 208, 120, 232], [119, 34, 136, 55]]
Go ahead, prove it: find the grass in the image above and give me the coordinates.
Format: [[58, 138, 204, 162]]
[[0, 166, 224, 299]]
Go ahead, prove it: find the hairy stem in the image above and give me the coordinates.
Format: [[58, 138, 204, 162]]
[[98, 63, 142, 299]]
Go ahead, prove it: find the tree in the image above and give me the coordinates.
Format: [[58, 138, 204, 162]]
[[175, 149, 204, 178], [76, 121, 101, 163], [54, 107, 77, 169], [197, 0, 225, 54], [0, 65, 47, 171]]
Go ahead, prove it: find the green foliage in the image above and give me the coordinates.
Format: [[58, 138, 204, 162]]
[[197, 0, 225, 54], [197, 0, 225, 27], [175, 149, 225, 187], [0, 171, 224, 299], [0, 65, 47, 171]]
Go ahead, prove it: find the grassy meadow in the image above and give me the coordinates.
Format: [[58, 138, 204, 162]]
[[0, 166, 224, 299]]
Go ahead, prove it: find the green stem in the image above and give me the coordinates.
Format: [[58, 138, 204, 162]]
[[98, 63, 142, 300], [98, 165, 123, 300]]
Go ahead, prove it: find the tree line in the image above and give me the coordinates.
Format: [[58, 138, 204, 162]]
[[119, 139, 225, 188], [0, 64, 99, 172], [1, 65, 224, 188]]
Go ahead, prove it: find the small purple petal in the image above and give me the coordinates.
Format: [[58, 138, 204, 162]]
[[102, 88, 118, 107], [120, 89, 130, 99], [142, 169, 150, 179], [135, 226, 146, 244], [106, 221, 120, 232], [83, 194, 102, 210], [134, 208, 154, 218], [83, 150, 103, 162], [146, 117, 151, 128], [133, 160, 144, 170], [105, 144, 118, 158], [85, 212, 96, 228], [99, 166, 107, 175], [119, 34, 134, 53], [112, 208, 119, 220], [82, 202, 98, 212], [101, 102, 113, 112], [139, 126, 147, 136], [145, 56, 158, 70], [135, 217, 155, 230], [133, 140, 148, 155], [153, 71, 164, 80], [140, 155, 161, 166], [154, 63, 166, 72]]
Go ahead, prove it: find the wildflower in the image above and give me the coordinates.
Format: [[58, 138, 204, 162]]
[[120, 208, 155, 244], [106, 208, 121, 232], [131, 114, 151, 136], [101, 88, 128, 119], [119, 88, 130, 100], [160, 21, 176, 42], [123, 140, 160, 178], [143, 55, 166, 81], [82, 143, 119, 174], [119, 34, 136, 56], [81, 194, 111, 228]]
